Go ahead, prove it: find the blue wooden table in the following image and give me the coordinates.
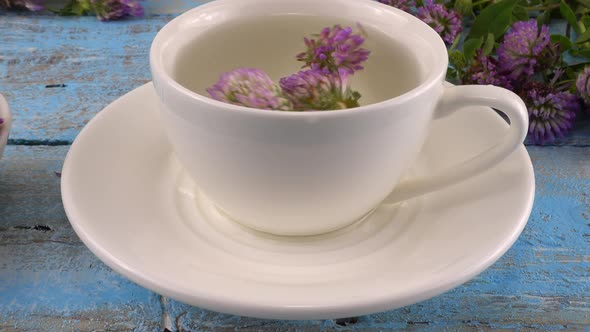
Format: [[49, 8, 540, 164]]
[[1, 3, 590, 331]]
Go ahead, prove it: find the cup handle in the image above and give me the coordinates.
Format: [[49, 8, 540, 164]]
[[383, 85, 528, 204]]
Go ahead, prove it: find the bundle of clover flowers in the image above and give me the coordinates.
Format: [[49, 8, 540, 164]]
[[378, 0, 590, 145], [0, 0, 143, 20], [207, 25, 370, 112]]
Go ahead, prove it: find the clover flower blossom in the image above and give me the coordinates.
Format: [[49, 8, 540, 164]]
[[279, 69, 360, 111], [207, 68, 293, 111], [417, 0, 463, 44], [296, 25, 370, 74]]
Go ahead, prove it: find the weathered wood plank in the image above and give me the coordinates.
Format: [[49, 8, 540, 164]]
[[0, 13, 165, 143], [0, 242, 164, 332], [0, 15, 168, 83], [1, 145, 589, 330], [2, 83, 153, 145], [1, 146, 77, 242], [0, 146, 163, 332], [1, 13, 590, 146]]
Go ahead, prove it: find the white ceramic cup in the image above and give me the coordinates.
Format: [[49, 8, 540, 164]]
[[150, 0, 528, 236]]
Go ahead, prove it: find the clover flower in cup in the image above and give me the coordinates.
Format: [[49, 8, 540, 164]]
[[378, 0, 416, 12], [279, 69, 361, 111], [520, 82, 580, 145], [296, 25, 370, 75], [207, 68, 293, 111], [497, 20, 552, 80], [90, 0, 143, 21], [417, 0, 462, 45], [0, 0, 43, 11]]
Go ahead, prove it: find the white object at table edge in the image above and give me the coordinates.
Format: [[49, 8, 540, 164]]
[[0, 94, 11, 160]]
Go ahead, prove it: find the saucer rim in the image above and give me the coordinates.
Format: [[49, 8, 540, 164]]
[[61, 82, 535, 319]]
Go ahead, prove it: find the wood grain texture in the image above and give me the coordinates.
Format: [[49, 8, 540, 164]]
[[1, 13, 590, 146], [1, 145, 588, 331], [0, 146, 163, 332], [0, 13, 160, 143]]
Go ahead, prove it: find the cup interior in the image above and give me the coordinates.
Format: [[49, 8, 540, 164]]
[[151, 0, 448, 110]]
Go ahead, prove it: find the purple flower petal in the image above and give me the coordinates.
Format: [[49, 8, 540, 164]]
[[464, 50, 513, 90], [91, 0, 143, 21], [207, 68, 293, 111], [378, 0, 417, 12], [416, 0, 462, 45], [497, 20, 553, 80], [297, 25, 370, 75], [575, 66, 590, 113], [279, 69, 360, 111], [521, 82, 581, 145]]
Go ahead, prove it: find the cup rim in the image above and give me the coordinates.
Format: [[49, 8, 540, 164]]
[[150, 0, 448, 118]]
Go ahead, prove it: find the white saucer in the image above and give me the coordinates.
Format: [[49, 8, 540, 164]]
[[61, 83, 535, 320]]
